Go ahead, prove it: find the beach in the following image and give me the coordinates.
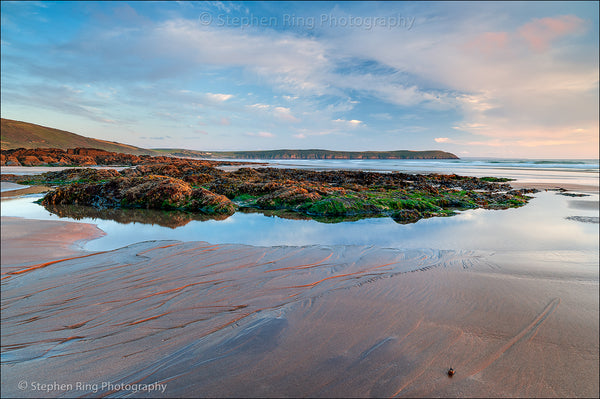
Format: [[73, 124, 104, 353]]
[[1, 161, 598, 398], [3, 0, 598, 396]]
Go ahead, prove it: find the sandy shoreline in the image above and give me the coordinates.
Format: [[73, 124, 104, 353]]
[[1, 215, 598, 397], [1, 217, 105, 273]]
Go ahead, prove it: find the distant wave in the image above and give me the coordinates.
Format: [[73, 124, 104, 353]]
[[258, 158, 599, 172]]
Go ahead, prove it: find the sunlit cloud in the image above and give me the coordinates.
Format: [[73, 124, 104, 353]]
[[206, 93, 233, 102], [333, 118, 364, 128], [273, 107, 300, 123], [248, 103, 270, 110]]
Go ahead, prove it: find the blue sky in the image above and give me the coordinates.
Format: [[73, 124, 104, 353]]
[[1, 1, 598, 158]]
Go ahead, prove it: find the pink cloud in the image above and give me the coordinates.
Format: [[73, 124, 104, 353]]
[[518, 15, 584, 51], [465, 32, 509, 56]]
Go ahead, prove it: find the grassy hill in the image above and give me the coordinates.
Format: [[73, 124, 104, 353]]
[[153, 148, 459, 160], [0, 119, 154, 155]]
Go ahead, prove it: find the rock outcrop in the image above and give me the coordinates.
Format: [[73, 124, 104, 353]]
[[0, 147, 249, 168], [41, 175, 235, 215], [25, 161, 539, 224]]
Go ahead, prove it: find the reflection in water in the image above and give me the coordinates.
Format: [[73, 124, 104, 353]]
[[238, 206, 385, 223], [42, 203, 231, 228], [43, 202, 388, 227], [2, 191, 599, 253]]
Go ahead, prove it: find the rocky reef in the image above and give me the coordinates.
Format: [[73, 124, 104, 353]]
[[15, 157, 539, 224], [0, 147, 251, 167]]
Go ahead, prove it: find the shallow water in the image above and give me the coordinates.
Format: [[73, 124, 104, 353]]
[[1, 182, 30, 192], [1, 190, 598, 254]]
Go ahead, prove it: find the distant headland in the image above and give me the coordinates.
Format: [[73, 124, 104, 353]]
[[154, 149, 459, 160]]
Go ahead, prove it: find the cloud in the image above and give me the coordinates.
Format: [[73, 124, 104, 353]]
[[206, 93, 233, 102], [370, 113, 392, 120], [452, 122, 487, 130], [333, 118, 363, 128], [248, 103, 270, 110], [434, 137, 451, 143], [154, 19, 331, 93], [518, 15, 584, 51], [465, 32, 509, 56], [245, 131, 275, 138], [273, 106, 300, 123], [140, 135, 171, 140], [217, 117, 231, 126]]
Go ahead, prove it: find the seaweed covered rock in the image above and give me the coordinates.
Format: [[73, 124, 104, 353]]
[[41, 175, 235, 214], [392, 209, 424, 224], [117, 175, 194, 209], [24, 153, 538, 224], [23, 168, 122, 184], [255, 186, 322, 209], [187, 187, 236, 214]]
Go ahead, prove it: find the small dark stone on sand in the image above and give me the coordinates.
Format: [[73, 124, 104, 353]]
[[448, 368, 455, 377]]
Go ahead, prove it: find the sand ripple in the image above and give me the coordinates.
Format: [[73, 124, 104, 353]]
[[1, 241, 597, 398]]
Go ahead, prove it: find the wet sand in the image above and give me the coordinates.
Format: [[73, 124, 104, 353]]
[[1, 217, 105, 271], [1, 217, 598, 397], [509, 181, 599, 194], [1, 184, 54, 198]]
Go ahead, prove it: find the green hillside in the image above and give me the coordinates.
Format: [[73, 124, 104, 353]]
[[0, 119, 154, 155]]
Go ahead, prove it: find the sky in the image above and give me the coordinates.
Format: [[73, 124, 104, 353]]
[[1, 1, 598, 158]]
